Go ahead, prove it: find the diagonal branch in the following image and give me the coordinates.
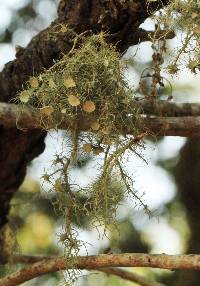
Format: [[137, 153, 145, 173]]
[[0, 253, 199, 286], [98, 268, 165, 286]]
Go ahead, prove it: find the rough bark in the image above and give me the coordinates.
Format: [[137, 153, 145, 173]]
[[0, 0, 170, 233]]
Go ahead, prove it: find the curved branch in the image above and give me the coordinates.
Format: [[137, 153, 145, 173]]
[[6, 255, 165, 286], [9, 255, 165, 286], [0, 253, 199, 286]]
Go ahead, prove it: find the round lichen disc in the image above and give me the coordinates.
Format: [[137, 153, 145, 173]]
[[68, 95, 80, 107], [91, 121, 100, 130], [40, 106, 54, 116], [19, 90, 30, 103], [83, 100, 96, 113], [63, 75, 76, 88], [83, 143, 92, 153], [29, 77, 39, 88]]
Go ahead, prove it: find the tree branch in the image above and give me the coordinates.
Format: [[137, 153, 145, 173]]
[[99, 268, 165, 286], [8, 255, 165, 286], [0, 253, 199, 286], [129, 28, 175, 44], [144, 116, 200, 137], [1, 102, 200, 137], [138, 100, 200, 117]]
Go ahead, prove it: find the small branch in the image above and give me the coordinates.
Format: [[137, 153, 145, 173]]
[[118, 28, 175, 47], [143, 116, 200, 137], [0, 253, 200, 286], [100, 268, 165, 286], [2, 102, 200, 137], [137, 29, 175, 43], [138, 100, 200, 117], [10, 255, 165, 286], [12, 254, 55, 264]]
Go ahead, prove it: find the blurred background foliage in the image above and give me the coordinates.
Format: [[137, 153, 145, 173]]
[[0, 1, 200, 286]]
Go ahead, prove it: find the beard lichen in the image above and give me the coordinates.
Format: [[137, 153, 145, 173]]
[[10, 2, 200, 281], [138, 0, 200, 101], [18, 32, 148, 283], [152, 0, 200, 75]]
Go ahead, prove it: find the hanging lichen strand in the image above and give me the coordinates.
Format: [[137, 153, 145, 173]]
[[17, 31, 147, 275], [157, 0, 200, 74], [16, 1, 200, 277], [137, 0, 200, 100]]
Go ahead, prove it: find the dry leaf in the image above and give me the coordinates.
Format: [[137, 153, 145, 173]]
[[91, 121, 100, 131], [29, 77, 39, 88], [83, 100, 96, 113], [19, 91, 30, 103], [63, 75, 76, 88], [68, 95, 80, 106], [40, 106, 54, 116], [83, 143, 92, 153]]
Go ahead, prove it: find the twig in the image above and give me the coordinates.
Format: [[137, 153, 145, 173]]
[[0, 253, 200, 286], [100, 267, 165, 286], [137, 28, 175, 43]]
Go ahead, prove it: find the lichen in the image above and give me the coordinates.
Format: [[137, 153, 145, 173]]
[[18, 31, 148, 283]]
